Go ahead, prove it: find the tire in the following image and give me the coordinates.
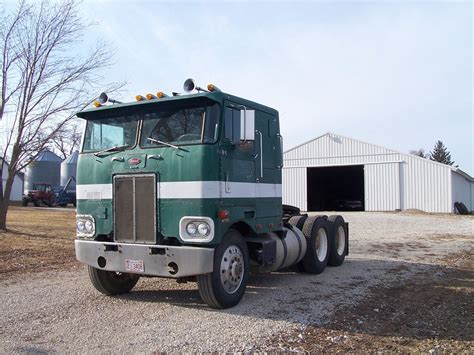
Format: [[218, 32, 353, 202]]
[[197, 229, 249, 309], [288, 215, 307, 230], [47, 195, 56, 207], [327, 215, 348, 266], [87, 266, 140, 295], [299, 216, 329, 274], [454, 202, 469, 215], [22, 198, 28, 207], [33, 200, 41, 207]]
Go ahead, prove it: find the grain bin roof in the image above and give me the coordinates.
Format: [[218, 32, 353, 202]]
[[35, 150, 63, 162]]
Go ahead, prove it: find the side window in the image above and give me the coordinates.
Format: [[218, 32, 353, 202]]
[[224, 107, 241, 143]]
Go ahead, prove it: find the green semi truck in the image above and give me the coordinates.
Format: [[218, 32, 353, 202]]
[[74, 79, 349, 309]]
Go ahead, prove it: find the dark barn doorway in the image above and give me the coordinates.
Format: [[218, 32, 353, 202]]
[[307, 165, 365, 211]]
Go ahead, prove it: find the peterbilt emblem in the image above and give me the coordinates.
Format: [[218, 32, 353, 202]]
[[128, 157, 141, 165]]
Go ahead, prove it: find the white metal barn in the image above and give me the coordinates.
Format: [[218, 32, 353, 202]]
[[283, 133, 474, 213], [1, 159, 24, 201]]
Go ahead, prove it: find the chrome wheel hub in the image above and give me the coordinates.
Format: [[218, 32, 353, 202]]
[[220, 245, 244, 294]]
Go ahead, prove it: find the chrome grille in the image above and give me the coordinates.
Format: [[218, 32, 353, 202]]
[[114, 174, 157, 244]]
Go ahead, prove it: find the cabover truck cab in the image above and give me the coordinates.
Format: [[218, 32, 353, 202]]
[[75, 80, 349, 309]]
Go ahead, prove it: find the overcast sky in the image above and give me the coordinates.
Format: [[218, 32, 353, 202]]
[[71, 1, 474, 175]]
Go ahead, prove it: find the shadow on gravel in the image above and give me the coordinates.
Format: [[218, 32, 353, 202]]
[[110, 256, 473, 345]]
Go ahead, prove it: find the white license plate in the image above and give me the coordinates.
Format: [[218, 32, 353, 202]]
[[125, 260, 144, 273]]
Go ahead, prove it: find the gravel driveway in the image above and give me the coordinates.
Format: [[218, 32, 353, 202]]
[[0, 212, 472, 353]]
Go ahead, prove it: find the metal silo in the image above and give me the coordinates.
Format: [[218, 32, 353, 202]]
[[24, 150, 63, 192], [60, 150, 78, 190]]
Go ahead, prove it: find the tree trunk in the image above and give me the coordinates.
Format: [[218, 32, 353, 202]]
[[0, 145, 21, 231], [0, 165, 17, 230]]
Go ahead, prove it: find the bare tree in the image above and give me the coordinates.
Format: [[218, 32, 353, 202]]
[[409, 148, 427, 158], [0, 0, 123, 230], [48, 120, 82, 159]]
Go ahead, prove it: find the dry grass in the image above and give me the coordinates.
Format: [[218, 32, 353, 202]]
[[0, 206, 76, 280]]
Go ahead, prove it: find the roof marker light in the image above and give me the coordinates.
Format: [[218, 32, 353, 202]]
[[93, 101, 102, 107], [146, 93, 156, 100], [135, 95, 145, 101], [157, 91, 168, 99], [207, 84, 221, 92]]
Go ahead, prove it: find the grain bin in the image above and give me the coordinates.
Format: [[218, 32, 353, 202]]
[[60, 151, 78, 190], [24, 150, 62, 192]]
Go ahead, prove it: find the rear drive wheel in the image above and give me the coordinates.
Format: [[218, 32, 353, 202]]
[[197, 229, 249, 309], [300, 216, 329, 274], [87, 266, 140, 295], [327, 215, 348, 266], [47, 195, 56, 207]]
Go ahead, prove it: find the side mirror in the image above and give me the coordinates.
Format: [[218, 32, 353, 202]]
[[240, 109, 255, 141]]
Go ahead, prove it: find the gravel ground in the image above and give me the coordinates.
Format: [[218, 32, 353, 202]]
[[0, 212, 472, 353]]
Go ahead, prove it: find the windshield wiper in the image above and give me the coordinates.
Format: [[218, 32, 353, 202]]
[[147, 137, 183, 151], [94, 145, 129, 157]]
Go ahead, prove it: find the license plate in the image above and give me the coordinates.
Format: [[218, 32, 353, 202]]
[[125, 260, 144, 273]]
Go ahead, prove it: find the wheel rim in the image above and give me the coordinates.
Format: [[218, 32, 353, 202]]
[[220, 245, 244, 294], [335, 226, 346, 255], [315, 228, 328, 262]]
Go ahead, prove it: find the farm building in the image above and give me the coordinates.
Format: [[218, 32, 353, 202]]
[[1, 158, 25, 201], [283, 133, 474, 213]]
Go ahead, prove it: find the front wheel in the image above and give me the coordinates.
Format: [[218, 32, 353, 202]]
[[87, 266, 140, 295], [197, 230, 249, 309]]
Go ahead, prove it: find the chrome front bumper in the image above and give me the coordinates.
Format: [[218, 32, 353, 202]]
[[75, 240, 214, 278]]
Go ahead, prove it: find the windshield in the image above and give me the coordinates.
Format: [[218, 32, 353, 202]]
[[81, 99, 220, 153], [82, 116, 138, 152], [140, 101, 220, 147]]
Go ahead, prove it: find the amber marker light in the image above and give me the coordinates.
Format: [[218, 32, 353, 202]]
[[207, 84, 221, 92], [146, 93, 156, 100], [157, 91, 168, 99], [93, 101, 101, 107], [135, 95, 145, 101]]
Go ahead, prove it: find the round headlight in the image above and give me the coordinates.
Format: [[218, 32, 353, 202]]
[[186, 222, 197, 235], [76, 220, 85, 232], [197, 222, 210, 236], [84, 220, 94, 232]]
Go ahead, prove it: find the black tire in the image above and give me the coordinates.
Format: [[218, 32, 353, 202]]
[[22, 198, 28, 207], [327, 215, 348, 266], [87, 266, 140, 295], [299, 216, 330, 274], [59, 203, 67, 207], [33, 200, 41, 207], [288, 215, 307, 230], [454, 202, 469, 215], [47, 195, 56, 207], [197, 229, 249, 309]]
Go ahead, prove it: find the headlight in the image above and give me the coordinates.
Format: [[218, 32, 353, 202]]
[[84, 220, 94, 233], [197, 222, 210, 236], [76, 220, 85, 232], [76, 215, 95, 238], [179, 216, 214, 242], [186, 222, 197, 235]]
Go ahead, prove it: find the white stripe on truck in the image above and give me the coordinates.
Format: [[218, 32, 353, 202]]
[[77, 181, 282, 200]]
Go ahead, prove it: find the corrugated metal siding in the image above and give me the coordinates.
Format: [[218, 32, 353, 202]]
[[451, 171, 473, 211], [364, 163, 400, 211], [282, 133, 460, 213], [282, 167, 307, 211], [401, 156, 452, 213], [284, 133, 401, 167]]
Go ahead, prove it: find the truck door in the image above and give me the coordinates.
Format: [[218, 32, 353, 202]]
[[220, 102, 256, 212]]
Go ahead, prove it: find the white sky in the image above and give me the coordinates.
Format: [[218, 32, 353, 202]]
[[6, 0, 474, 174]]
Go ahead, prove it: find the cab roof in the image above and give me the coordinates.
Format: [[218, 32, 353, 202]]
[[77, 90, 278, 119]]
